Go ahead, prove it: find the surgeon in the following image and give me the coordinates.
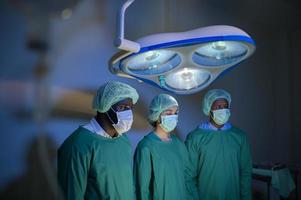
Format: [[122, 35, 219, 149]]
[[57, 81, 139, 200], [134, 94, 197, 200], [185, 89, 252, 200]]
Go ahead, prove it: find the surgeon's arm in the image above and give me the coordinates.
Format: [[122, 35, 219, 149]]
[[58, 148, 89, 200], [134, 147, 152, 200], [185, 135, 200, 200], [240, 135, 252, 200]]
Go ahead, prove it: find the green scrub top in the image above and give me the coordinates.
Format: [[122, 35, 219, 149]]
[[185, 126, 252, 200], [134, 132, 197, 200], [57, 127, 135, 200]]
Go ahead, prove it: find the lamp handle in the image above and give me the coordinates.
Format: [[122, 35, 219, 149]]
[[115, 0, 140, 52]]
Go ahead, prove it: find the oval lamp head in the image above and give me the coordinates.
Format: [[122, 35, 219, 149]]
[[109, 25, 256, 95]]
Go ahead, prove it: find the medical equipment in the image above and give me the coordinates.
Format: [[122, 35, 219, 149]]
[[109, 0, 256, 95]]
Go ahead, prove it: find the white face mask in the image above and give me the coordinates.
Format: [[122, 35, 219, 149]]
[[211, 109, 231, 125], [160, 114, 178, 132], [107, 109, 133, 135]]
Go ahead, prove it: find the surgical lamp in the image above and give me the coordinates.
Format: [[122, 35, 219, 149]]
[[109, 0, 255, 95]]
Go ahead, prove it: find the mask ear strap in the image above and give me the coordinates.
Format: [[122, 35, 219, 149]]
[[158, 113, 164, 124], [209, 110, 214, 119], [106, 107, 117, 125], [110, 107, 117, 113]]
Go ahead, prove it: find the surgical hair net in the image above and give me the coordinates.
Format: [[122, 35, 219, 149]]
[[202, 89, 231, 116], [148, 94, 178, 124], [92, 81, 139, 113]]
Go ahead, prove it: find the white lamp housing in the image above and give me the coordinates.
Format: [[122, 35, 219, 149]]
[[109, 1, 256, 95]]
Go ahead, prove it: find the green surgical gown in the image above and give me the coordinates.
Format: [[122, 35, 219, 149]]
[[57, 127, 135, 200], [134, 132, 197, 200], [185, 126, 252, 200]]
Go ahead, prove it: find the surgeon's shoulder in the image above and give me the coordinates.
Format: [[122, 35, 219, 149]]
[[186, 126, 210, 141], [230, 125, 247, 136], [170, 134, 185, 146], [136, 133, 153, 149], [134, 134, 153, 158], [58, 127, 97, 153], [171, 134, 184, 142], [229, 125, 251, 144], [171, 135, 189, 154]]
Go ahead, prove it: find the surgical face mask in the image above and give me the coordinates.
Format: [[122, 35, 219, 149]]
[[211, 108, 231, 125], [107, 108, 133, 135], [159, 114, 178, 132]]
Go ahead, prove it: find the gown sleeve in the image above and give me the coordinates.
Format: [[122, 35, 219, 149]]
[[239, 134, 252, 200], [134, 146, 152, 200], [58, 147, 90, 200], [185, 133, 200, 200]]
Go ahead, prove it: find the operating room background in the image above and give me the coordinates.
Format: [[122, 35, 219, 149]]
[[0, 0, 300, 199]]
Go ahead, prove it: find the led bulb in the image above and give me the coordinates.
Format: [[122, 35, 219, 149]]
[[165, 68, 210, 90], [181, 68, 193, 82], [121, 50, 180, 75], [145, 51, 160, 61], [212, 41, 226, 50], [193, 41, 248, 66]]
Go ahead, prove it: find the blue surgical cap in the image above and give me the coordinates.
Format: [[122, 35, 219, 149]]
[[92, 81, 139, 113], [202, 89, 231, 116], [148, 94, 178, 124]]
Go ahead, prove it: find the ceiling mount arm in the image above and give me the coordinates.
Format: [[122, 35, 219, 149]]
[[114, 0, 140, 53]]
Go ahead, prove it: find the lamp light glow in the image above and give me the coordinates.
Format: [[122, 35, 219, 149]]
[[109, 0, 256, 95]]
